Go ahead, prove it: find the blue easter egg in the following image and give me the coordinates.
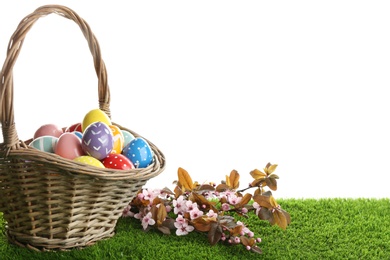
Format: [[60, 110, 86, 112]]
[[122, 137, 153, 168]]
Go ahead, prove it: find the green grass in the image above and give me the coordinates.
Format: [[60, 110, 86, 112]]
[[1, 198, 389, 259]]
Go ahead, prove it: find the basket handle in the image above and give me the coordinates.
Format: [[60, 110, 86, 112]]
[[0, 5, 110, 151]]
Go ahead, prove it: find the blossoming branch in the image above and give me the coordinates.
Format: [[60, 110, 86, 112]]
[[122, 163, 291, 255]]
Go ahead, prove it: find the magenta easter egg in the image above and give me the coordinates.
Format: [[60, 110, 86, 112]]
[[102, 153, 134, 170], [82, 122, 114, 160], [55, 133, 84, 160], [34, 124, 63, 139]]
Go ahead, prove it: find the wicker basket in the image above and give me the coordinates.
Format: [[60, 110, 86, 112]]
[[0, 5, 165, 251]]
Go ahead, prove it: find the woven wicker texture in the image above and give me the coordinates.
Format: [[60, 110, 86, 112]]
[[0, 5, 165, 251]]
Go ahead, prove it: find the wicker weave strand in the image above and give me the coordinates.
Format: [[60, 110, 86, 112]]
[[0, 5, 165, 251]]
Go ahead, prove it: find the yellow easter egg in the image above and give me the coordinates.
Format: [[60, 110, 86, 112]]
[[74, 155, 105, 168], [109, 125, 125, 154], [82, 108, 111, 132]]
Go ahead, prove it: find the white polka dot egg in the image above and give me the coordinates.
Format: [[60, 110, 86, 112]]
[[122, 137, 153, 168]]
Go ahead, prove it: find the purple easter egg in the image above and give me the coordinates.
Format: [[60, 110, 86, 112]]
[[82, 121, 114, 160]]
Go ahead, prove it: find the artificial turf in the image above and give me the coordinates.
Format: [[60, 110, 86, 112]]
[[0, 198, 389, 260]]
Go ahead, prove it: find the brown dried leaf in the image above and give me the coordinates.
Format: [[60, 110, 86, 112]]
[[265, 177, 277, 191], [208, 222, 222, 246], [174, 185, 183, 198], [157, 203, 167, 226], [191, 217, 211, 232], [197, 184, 216, 192], [229, 225, 243, 236], [237, 193, 252, 208], [215, 183, 230, 192], [250, 169, 267, 180], [157, 226, 171, 235], [269, 195, 279, 208], [251, 246, 262, 254], [250, 178, 266, 187], [190, 192, 218, 212], [240, 235, 250, 246], [240, 236, 256, 247], [253, 194, 273, 208], [273, 209, 288, 230], [161, 187, 175, 195], [257, 207, 273, 222], [267, 163, 278, 174], [177, 167, 194, 191], [229, 170, 240, 190]]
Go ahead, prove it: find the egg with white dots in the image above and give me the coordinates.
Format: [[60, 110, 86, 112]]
[[102, 153, 134, 170], [122, 137, 153, 168]]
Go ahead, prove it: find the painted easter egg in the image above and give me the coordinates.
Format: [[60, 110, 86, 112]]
[[29, 135, 58, 153], [82, 122, 114, 160], [74, 155, 105, 168], [122, 137, 153, 168], [34, 124, 63, 139], [102, 153, 134, 170], [82, 108, 111, 132], [121, 130, 135, 148], [65, 122, 82, 133], [109, 125, 124, 154], [73, 131, 83, 140], [55, 133, 85, 160]]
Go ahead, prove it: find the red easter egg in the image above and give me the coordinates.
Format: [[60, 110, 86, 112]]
[[102, 153, 134, 170], [65, 122, 82, 133]]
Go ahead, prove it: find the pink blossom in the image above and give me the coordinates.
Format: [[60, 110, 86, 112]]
[[222, 203, 230, 211], [185, 201, 197, 212], [173, 195, 187, 214], [134, 212, 143, 220], [252, 202, 261, 215], [206, 209, 218, 219], [122, 205, 134, 217], [190, 207, 204, 220], [142, 188, 161, 204], [175, 222, 194, 236], [174, 215, 194, 236], [228, 194, 242, 205], [141, 212, 155, 230], [174, 215, 186, 227]]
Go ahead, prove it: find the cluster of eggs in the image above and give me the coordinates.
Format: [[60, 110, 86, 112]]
[[29, 109, 154, 170]]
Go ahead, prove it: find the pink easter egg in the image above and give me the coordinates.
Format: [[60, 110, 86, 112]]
[[34, 124, 63, 139], [55, 132, 85, 160]]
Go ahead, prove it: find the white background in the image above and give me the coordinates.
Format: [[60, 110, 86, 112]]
[[1, 1, 389, 199]]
